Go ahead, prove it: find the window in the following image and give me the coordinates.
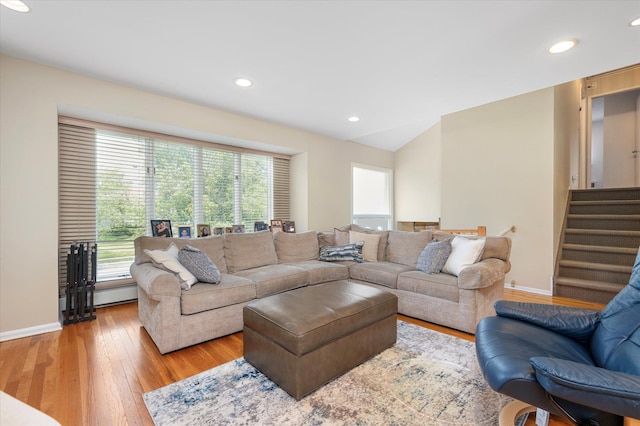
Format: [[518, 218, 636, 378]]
[[59, 118, 289, 291], [351, 163, 393, 230]]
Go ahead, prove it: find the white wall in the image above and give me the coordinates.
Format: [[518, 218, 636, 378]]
[[394, 122, 441, 223], [440, 88, 557, 292], [0, 55, 394, 335]]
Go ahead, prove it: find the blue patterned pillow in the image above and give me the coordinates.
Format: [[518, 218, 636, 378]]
[[416, 239, 452, 274], [178, 245, 221, 284], [319, 242, 364, 263]]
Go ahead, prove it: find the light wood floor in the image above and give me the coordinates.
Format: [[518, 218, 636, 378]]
[[0, 289, 605, 426]]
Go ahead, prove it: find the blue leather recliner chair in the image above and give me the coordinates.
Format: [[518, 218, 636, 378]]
[[476, 247, 640, 425]]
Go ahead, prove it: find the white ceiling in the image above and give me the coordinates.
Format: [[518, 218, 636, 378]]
[[1, 1, 639, 152]]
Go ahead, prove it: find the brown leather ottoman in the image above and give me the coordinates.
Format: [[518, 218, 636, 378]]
[[243, 280, 398, 400]]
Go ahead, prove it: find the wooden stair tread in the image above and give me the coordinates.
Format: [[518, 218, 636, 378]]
[[567, 214, 640, 219], [558, 260, 633, 273], [564, 229, 640, 236], [561, 244, 639, 254], [554, 277, 626, 292], [570, 200, 640, 206]]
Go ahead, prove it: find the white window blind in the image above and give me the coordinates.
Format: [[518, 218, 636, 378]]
[[59, 118, 290, 293]]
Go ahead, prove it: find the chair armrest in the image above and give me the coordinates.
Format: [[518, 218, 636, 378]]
[[531, 357, 640, 420], [457, 258, 507, 290], [130, 262, 181, 299], [494, 300, 600, 346]]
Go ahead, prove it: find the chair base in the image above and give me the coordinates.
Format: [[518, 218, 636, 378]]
[[500, 400, 538, 426]]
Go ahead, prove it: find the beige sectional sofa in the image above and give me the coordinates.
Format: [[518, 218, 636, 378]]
[[131, 225, 511, 354]]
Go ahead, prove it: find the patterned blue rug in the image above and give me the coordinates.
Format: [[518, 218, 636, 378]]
[[143, 321, 511, 425]]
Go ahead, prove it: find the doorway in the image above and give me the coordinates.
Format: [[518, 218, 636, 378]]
[[590, 89, 640, 188]]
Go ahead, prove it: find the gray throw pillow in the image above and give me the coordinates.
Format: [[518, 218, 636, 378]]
[[416, 239, 452, 274], [178, 245, 221, 284], [319, 242, 364, 263]]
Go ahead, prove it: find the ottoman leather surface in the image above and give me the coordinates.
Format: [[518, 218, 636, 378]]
[[243, 280, 398, 399], [244, 280, 397, 356]]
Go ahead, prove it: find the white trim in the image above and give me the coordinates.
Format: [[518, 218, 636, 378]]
[[0, 322, 62, 342], [504, 283, 552, 296]]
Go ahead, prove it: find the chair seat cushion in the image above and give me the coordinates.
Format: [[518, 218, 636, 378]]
[[476, 316, 595, 408]]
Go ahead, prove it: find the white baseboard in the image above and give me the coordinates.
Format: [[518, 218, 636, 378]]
[[504, 283, 552, 296], [1, 285, 138, 343], [0, 322, 62, 342]]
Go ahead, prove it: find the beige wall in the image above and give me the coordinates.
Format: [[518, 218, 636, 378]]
[[440, 88, 558, 292], [0, 55, 394, 335], [394, 122, 441, 223]]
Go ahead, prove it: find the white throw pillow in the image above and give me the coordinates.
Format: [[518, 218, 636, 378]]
[[349, 231, 381, 262], [441, 236, 486, 276], [144, 243, 198, 289]]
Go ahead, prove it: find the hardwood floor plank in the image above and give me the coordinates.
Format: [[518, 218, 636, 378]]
[[0, 289, 608, 425]]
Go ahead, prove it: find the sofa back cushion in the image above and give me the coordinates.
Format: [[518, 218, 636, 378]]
[[224, 231, 277, 273], [274, 231, 319, 263], [134, 235, 227, 273], [386, 231, 433, 268], [589, 247, 640, 374]]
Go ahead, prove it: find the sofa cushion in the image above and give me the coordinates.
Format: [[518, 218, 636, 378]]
[[349, 261, 414, 289], [349, 231, 380, 262], [274, 231, 319, 263], [143, 243, 197, 289], [224, 231, 277, 273], [416, 239, 452, 274], [397, 271, 459, 303], [386, 230, 433, 268], [178, 245, 221, 284], [319, 242, 364, 263], [234, 264, 309, 298], [181, 236, 227, 274], [181, 274, 256, 315], [285, 260, 350, 285], [334, 228, 350, 246], [442, 236, 486, 276]]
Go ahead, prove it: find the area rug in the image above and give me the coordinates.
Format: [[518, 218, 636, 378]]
[[143, 321, 512, 425]]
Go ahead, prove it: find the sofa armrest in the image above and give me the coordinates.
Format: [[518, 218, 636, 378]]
[[531, 357, 640, 419], [494, 301, 600, 345], [130, 262, 181, 300], [457, 258, 507, 290]]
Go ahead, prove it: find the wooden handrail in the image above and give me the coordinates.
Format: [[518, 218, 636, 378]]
[[437, 226, 487, 237]]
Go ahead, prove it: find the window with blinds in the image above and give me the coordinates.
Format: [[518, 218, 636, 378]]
[[59, 118, 290, 292]]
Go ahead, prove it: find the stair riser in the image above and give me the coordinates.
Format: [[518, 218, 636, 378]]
[[561, 249, 637, 266], [571, 189, 640, 201], [566, 218, 640, 231], [557, 266, 631, 285], [563, 233, 640, 248], [569, 204, 640, 215], [554, 284, 619, 304]]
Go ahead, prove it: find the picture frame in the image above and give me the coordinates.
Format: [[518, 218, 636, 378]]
[[213, 227, 224, 235], [225, 227, 233, 234], [151, 220, 173, 237], [178, 226, 191, 239], [254, 221, 269, 232], [232, 224, 246, 233], [197, 223, 211, 237], [270, 219, 283, 233], [283, 221, 296, 233]]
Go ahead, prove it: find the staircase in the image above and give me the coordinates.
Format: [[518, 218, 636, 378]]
[[554, 187, 640, 304]]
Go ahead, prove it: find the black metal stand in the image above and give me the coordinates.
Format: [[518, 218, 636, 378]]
[[64, 242, 97, 325]]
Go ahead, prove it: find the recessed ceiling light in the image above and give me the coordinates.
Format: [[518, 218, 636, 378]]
[[0, 0, 29, 12], [234, 78, 253, 87], [347, 116, 360, 122], [548, 40, 577, 54], [630, 16, 640, 27]]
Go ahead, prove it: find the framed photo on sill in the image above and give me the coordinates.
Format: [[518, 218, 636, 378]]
[[197, 223, 211, 237], [270, 219, 283, 233], [213, 227, 224, 235], [151, 220, 173, 238], [178, 226, 191, 239], [283, 221, 296, 233], [232, 224, 246, 233]]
